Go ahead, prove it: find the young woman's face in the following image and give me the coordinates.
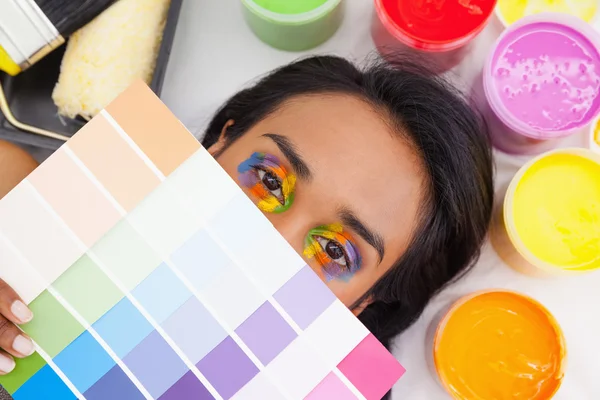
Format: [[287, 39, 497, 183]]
[[209, 94, 425, 312]]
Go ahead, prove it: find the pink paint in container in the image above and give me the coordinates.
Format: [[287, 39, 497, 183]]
[[484, 13, 600, 155]]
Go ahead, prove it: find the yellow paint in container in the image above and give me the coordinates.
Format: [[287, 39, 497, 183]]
[[501, 149, 600, 274], [591, 117, 600, 153], [497, 0, 598, 27]]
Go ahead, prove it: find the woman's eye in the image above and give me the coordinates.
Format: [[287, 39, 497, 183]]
[[238, 152, 296, 214], [316, 236, 348, 267], [303, 224, 362, 282], [257, 169, 284, 204]]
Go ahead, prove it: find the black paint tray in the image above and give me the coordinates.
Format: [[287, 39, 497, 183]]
[[0, 0, 183, 150]]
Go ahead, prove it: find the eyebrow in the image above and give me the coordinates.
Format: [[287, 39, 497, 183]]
[[263, 133, 383, 262], [339, 208, 385, 264], [262, 133, 312, 180]]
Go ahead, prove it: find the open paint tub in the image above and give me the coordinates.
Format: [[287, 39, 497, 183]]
[[496, 0, 598, 28], [241, 0, 344, 51], [590, 115, 600, 153], [491, 148, 600, 276], [434, 290, 566, 399], [372, 0, 496, 71], [483, 13, 600, 154]]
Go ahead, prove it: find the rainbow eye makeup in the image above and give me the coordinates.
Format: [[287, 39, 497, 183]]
[[237, 152, 296, 213], [304, 223, 362, 282]]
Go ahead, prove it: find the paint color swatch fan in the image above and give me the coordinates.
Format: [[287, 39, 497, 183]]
[[0, 82, 405, 400]]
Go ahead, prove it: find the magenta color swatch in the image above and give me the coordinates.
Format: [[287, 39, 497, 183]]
[[158, 371, 214, 400], [235, 302, 297, 365], [305, 372, 358, 400], [273, 266, 335, 329], [338, 334, 405, 400], [196, 336, 259, 399]]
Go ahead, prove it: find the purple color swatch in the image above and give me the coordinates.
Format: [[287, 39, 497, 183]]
[[124, 330, 188, 398], [84, 365, 146, 400], [162, 297, 227, 364], [235, 302, 296, 365], [197, 336, 259, 399], [274, 266, 335, 329], [158, 371, 214, 400]]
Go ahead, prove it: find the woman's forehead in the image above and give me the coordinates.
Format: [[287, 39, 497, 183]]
[[249, 94, 426, 260]]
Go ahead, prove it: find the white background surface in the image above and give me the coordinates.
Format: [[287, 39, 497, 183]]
[[160, 1, 600, 398]]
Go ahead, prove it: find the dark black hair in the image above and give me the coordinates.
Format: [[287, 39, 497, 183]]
[[203, 55, 494, 394]]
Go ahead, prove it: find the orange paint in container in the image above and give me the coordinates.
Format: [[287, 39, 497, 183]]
[[434, 290, 566, 399]]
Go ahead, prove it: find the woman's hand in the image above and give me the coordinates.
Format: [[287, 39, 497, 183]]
[[0, 278, 34, 375]]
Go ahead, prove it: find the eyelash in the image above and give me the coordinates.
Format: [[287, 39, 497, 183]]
[[237, 153, 296, 214], [304, 225, 362, 282]]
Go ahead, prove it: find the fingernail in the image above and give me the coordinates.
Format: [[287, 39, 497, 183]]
[[11, 300, 33, 324], [0, 354, 15, 374], [13, 335, 34, 357]]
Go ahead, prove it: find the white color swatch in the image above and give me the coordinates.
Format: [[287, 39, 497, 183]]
[[167, 148, 240, 222], [265, 335, 331, 399], [127, 182, 206, 257], [0, 182, 84, 284], [231, 372, 286, 400], [209, 194, 305, 295], [198, 264, 266, 330], [304, 300, 369, 368], [0, 232, 47, 304]]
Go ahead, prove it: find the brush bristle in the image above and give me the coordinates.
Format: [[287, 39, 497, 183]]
[[33, 0, 118, 36]]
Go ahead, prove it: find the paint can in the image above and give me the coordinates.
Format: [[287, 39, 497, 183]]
[[496, 0, 599, 29], [372, 0, 496, 72], [433, 290, 566, 400], [483, 14, 600, 155], [590, 115, 600, 153], [241, 0, 344, 52], [490, 148, 600, 276]]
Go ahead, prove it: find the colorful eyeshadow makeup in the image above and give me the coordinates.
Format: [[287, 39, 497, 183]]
[[304, 224, 362, 282], [238, 152, 296, 214], [0, 81, 404, 399]]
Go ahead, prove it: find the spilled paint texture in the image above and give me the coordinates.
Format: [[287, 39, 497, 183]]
[[238, 152, 296, 214], [304, 223, 362, 281]]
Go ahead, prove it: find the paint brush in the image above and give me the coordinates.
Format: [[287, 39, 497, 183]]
[[0, 0, 117, 76]]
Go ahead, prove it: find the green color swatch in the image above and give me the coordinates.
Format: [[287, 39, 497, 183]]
[[253, 0, 328, 14], [52, 255, 124, 325], [91, 220, 162, 291], [21, 291, 84, 358], [0, 352, 45, 394]]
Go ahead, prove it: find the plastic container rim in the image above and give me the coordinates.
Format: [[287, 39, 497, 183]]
[[241, 0, 342, 25]]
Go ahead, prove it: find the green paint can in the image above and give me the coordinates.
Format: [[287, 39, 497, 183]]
[[241, 0, 344, 51]]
